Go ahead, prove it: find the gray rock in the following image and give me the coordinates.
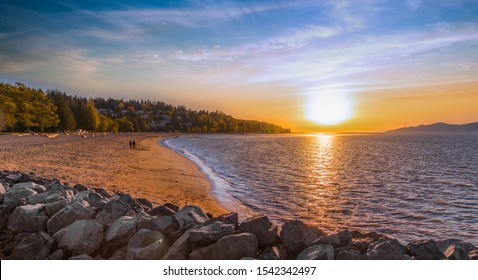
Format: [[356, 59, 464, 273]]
[[189, 222, 235, 245], [280, 220, 318, 258], [163, 203, 179, 212], [136, 198, 153, 210], [104, 216, 138, 247], [189, 233, 258, 260], [53, 219, 104, 255], [365, 239, 409, 260], [47, 200, 96, 235], [175, 205, 208, 226], [0, 206, 12, 230], [3, 182, 37, 207], [407, 239, 446, 260], [7, 204, 49, 233], [44, 199, 68, 217], [314, 230, 351, 248], [127, 229, 166, 260], [96, 200, 133, 227], [73, 184, 88, 192], [27, 191, 64, 205], [108, 246, 127, 260], [10, 232, 54, 260], [239, 215, 279, 248], [69, 254, 93, 260], [4, 174, 21, 184], [258, 247, 280, 260], [337, 250, 362, 260], [436, 239, 477, 254], [444, 244, 470, 260], [45, 249, 64, 260], [162, 227, 199, 260], [205, 212, 239, 228], [84, 192, 108, 209], [149, 205, 176, 217], [297, 244, 334, 260], [468, 249, 478, 260], [92, 187, 111, 198], [138, 214, 180, 236]]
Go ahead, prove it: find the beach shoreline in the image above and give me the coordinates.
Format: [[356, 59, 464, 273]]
[[0, 133, 227, 216]]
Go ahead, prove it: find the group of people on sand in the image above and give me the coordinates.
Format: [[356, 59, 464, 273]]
[[129, 140, 136, 149]]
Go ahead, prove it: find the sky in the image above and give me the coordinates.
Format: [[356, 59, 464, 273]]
[[1, 0, 478, 132]]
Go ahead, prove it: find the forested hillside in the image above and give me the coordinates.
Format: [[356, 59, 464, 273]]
[[0, 82, 291, 133]]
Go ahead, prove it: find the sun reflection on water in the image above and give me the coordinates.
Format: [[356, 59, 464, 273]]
[[299, 134, 346, 232]]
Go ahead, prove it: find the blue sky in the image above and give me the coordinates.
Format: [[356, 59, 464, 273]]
[[1, 0, 478, 131]]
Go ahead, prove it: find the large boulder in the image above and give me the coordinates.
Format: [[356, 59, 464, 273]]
[[407, 239, 446, 260], [45, 249, 64, 260], [239, 215, 279, 248], [175, 205, 208, 226], [189, 233, 258, 260], [337, 250, 362, 260], [127, 229, 166, 260], [76, 192, 108, 209], [44, 199, 68, 217], [27, 191, 64, 205], [258, 246, 280, 260], [53, 219, 104, 255], [47, 200, 96, 235], [10, 232, 54, 260], [297, 244, 334, 260], [280, 220, 318, 258], [436, 239, 477, 254], [96, 200, 133, 227], [136, 198, 153, 210], [149, 205, 176, 217], [104, 216, 138, 247], [444, 244, 470, 260], [0, 206, 12, 230], [3, 182, 37, 207], [189, 222, 235, 245], [162, 227, 199, 260], [7, 204, 49, 233], [313, 230, 351, 248], [364, 239, 409, 260], [138, 214, 180, 236], [205, 212, 239, 228]]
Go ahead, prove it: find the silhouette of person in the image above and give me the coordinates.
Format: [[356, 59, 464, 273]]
[[132, 140, 136, 149], [129, 140, 132, 149]]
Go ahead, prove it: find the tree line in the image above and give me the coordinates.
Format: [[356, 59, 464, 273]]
[[0, 82, 291, 134]]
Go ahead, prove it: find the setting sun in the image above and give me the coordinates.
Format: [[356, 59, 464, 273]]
[[306, 92, 353, 125]]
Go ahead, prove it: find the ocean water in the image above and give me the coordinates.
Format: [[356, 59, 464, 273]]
[[162, 134, 478, 244]]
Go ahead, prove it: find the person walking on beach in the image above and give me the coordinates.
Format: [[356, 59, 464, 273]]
[[132, 140, 136, 149], [129, 140, 132, 149]]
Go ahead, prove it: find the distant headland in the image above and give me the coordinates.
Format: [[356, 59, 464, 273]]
[[387, 122, 478, 134]]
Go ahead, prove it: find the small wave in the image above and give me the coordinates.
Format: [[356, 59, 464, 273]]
[[434, 199, 449, 205], [407, 214, 427, 220]]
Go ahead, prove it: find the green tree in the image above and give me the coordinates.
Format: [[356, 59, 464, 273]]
[[86, 100, 100, 131], [32, 89, 59, 132], [98, 114, 109, 132]]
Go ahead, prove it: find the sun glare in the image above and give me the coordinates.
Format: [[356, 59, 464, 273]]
[[306, 92, 353, 125]]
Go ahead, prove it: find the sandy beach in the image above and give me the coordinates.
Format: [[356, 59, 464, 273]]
[[0, 133, 227, 216]]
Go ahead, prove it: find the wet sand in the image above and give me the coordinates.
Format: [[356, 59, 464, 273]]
[[0, 133, 228, 216]]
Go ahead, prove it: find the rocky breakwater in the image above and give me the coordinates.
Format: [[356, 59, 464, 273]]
[[1, 170, 477, 260]]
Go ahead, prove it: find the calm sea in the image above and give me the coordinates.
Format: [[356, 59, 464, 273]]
[[163, 134, 478, 244]]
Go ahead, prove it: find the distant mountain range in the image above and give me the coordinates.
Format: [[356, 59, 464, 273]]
[[387, 122, 478, 134]]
